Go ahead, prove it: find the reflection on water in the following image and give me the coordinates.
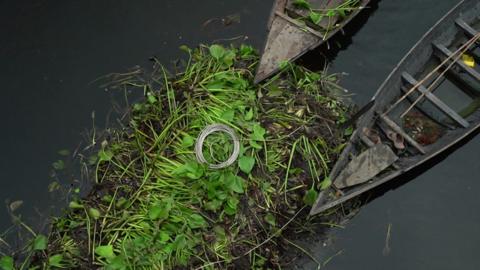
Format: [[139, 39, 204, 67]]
[[1, 0, 480, 269]]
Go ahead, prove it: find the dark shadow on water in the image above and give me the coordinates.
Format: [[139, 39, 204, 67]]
[[298, 0, 381, 70]]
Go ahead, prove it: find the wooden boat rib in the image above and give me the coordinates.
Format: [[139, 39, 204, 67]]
[[310, 0, 480, 216], [254, 0, 370, 84]]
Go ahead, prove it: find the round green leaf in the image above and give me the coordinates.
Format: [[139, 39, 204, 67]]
[[88, 208, 101, 220], [188, 214, 207, 229], [225, 173, 245, 194], [303, 188, 318, 206], [48, 254, 63, 268], [33, 234, 48, 251], [264, 213, 276, 226], [95, 245, 115, 259], [69, 201, 83, 209], [0, 256, 14, 270], [238, 156, 255, 174], [209, 44, 225, 60], [148, 204, 170, 220]]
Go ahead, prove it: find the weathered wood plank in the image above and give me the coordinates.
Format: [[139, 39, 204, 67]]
[[379, 114, 426, 154], [455, 18, 479, 38], [334, 144, 398, 189], [401, 72, 470, 128], [432, 42, 480, 81]]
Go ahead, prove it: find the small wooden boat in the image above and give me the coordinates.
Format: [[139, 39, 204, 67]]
[[254, 0, 370, 84], [310, 0, 480, 216]]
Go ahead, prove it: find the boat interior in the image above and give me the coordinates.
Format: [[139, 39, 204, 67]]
[[310, 1, 480, 215]]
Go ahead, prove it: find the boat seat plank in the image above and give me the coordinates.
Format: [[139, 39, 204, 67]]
[[401, 72, 470, 128], [432, 42, 480, 81], [378, 114, 426, 154], [455, 18, 479, 38]]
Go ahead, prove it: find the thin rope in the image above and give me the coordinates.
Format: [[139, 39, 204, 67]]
[[385, 32, 480, 116], [400, 33, 480, 118], [195, 124, 240, 169]]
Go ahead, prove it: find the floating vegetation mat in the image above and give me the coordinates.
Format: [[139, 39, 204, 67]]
[[3, 44, 353, 269]]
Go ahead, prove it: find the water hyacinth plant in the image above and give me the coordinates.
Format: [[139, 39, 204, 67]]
[[2, 44, 352, 269], [292, 0, 362, 34]]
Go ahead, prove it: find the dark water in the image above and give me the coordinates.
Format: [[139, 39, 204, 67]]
[[0, 0, 272, 230], [1, 0, 479, 269]]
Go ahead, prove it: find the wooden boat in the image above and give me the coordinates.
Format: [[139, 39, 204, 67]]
[[310, 0, 480, 216], [254, 0, 370, 84]]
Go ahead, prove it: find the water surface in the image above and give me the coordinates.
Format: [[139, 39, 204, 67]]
[[1, 1, 479, 269]]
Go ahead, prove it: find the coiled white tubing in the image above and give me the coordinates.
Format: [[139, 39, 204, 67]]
[[195, 123, 240, 169]]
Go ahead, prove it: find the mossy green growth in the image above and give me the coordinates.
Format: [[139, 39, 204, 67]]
[[24, 44, 351, 269]]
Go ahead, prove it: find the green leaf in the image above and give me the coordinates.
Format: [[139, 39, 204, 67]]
[[240, 44, 255, 58], [172, 162, 204, 180], [209, 44, 225, 60], [95, 245, 115, 260], [214, 225, 226, 236], [172, 234, 187, 251], [205, 199, 223, 211], [320, 177, 332, 190], [179, 45, 191, 53], [206, 81, 226, 91], [69, 201, 83, 209], [214, 190, 227, 200], [344, 126, 353, 136], [244, 108, 254, 121], [159, 231, 171, 243], [147, 92, 157, 104], [326, 10, 336, 17], [106, 255, 127, 270], [226, 196, 239, 210], [251, 123, 266, 141], [303, 188, 318, 206], [224, 204, 237, 216], [88, 155, 98, 165], [33, 234, 48, 251], [148, 204, 170, 220], [309, 11, 323, 24], [238, 156, 255, 174], [267, 85, 283, 97], [222, 50, 236, 67], [225, 173, 245, 194], [293, 0, 311, 9], [0, 256, 14, 270], [98, 150, 113, 162], [279, 60, 290, 69], [48, 254, 63, 268], [52, 160, 65, 170], [264, 213, 276, 226], [88, 208, 101, 220], [48, 181, 61, 193], [249, 139, 263, 150], [57, 149, 70, 156], [220, 109, 235, 122], [188, 214, 207, 229], [181, 134, 195, 148]]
